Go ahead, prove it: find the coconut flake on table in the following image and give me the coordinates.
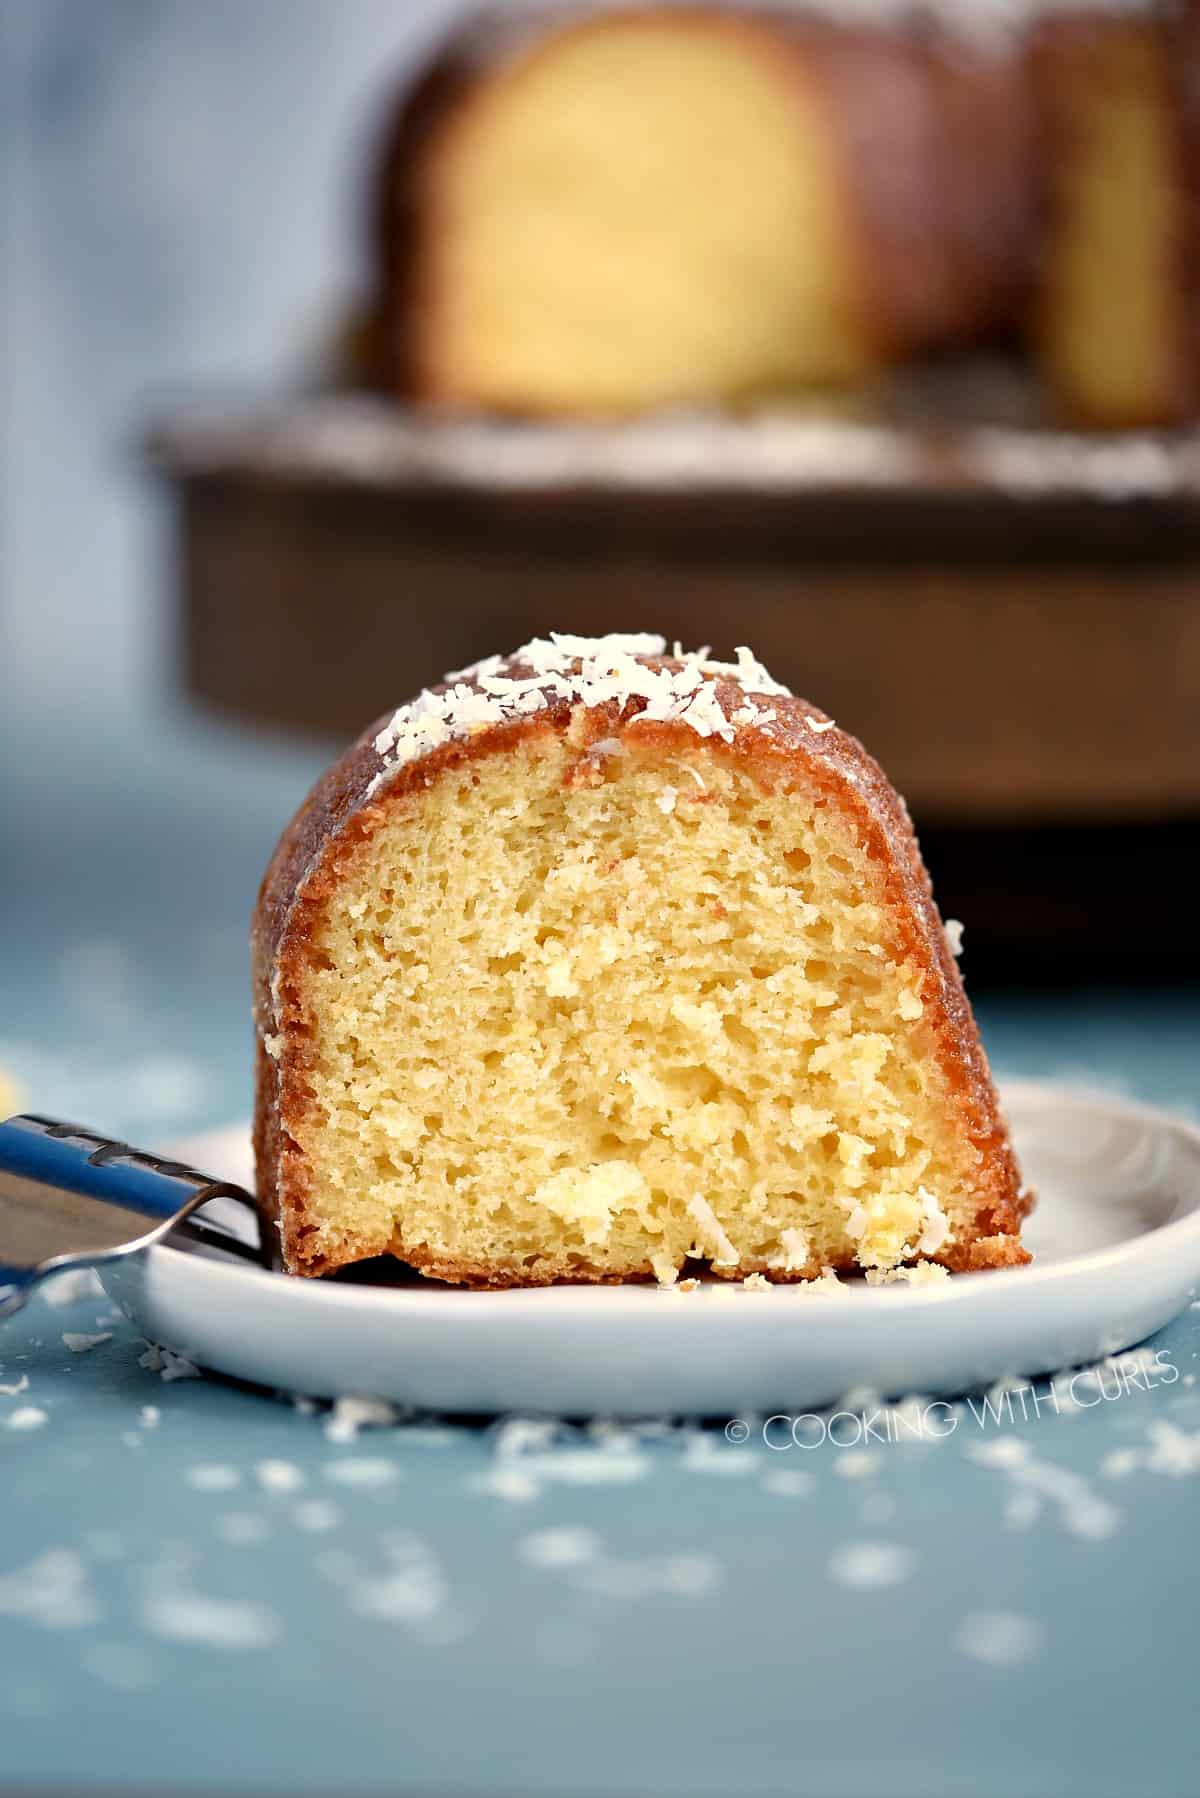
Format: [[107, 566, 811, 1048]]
[[254, 1459, 306, 1494], [314, 1535, 457, 1633], [828, 1541, 915, 1589], [468, 1430, 650, 1499], [139, 1555, 281, 1651], [878, 1392, 946, 1442], [0, 1548, 100, 1630], [518, 1447, 650, 1487], [762, 1467, 816, 1498], [519, 1527, 602, 1570], [964, 1438, 1120, 1540], [834, 1451, 880, 1481], [41, 1268, 105, 1307], [6, 1406, 48, 1431], [292, 1499, 341, 1534], [955, 1610, 1045, 1668], [489, 1416, 563, 1460], [570, 1550, 723, 1603], [465, 1466, 543, 1503], [185, 1463, 242, 1493], [138, 1342, 200, 1382], [324, 1394, 399, 1443], [323, 1457, 400, 1489], [680, 1433, 759, 1478], [1102, 1420, 1200, 1480], [1100, 1448, 1142, 1480]]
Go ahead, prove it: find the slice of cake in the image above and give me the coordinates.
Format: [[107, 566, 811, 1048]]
[[1031, 11, 1195, 429], [253, 634, 1030, 1286]]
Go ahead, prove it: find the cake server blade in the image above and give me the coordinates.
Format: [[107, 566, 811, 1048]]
[[0, 1114, 262, 1321]]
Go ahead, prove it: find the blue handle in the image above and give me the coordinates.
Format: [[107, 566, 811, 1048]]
[[0, 1115, 208, 1223]]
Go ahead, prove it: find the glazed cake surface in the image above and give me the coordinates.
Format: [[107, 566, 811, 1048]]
[[253, 634, 1030, 1287]]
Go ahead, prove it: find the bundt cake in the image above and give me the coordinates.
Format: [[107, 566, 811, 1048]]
[[253, 634, 1030, 1286], [1031, 9, 1197, 429], [365, 1, 1197, 429], [372, 5, 1035, 415]]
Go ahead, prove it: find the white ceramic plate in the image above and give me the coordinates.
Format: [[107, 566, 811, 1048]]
[[100, 1081, 1200, 1415]]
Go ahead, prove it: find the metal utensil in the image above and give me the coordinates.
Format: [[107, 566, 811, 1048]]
[[0, 1114, 263, 1320]]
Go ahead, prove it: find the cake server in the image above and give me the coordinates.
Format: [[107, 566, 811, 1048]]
[[0, 1114, 264, 1321]]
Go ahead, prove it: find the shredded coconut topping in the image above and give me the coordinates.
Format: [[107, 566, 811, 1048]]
[[371, 634, 792, 788], [685, 1194, 739, 1268], [916, 1187, 951, 1256], [772, 1227, 811, 1272]]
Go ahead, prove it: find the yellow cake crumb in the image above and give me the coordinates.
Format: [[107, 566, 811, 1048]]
[[864, 1261, 951, 1287], [290, 732, 985, 1284]]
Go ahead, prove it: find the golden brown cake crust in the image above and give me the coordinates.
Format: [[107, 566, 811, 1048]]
[[253, 650, 1031, 1283], [368, 5, 1037, 405]]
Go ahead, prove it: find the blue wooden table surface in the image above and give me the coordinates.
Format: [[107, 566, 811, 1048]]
[[2, 707, 1198, 1798]]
